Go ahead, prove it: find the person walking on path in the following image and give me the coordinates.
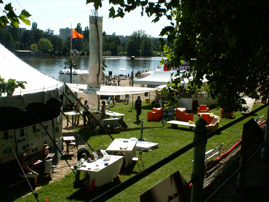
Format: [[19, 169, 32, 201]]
[[134, 96, 142, 121], [118, 76, 121, 86]]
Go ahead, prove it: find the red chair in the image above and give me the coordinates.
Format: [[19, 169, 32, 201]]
[[147, 108, 162, 121], [197, 105, 209, 113], [176, 109, 193, 122], [201, 114, 214, 125], [221, 109, 233, 118], [176, 108, 186, 120], [181, 113, 194, 122]]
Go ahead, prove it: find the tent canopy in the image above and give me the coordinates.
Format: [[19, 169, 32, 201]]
[[134, 71, 178, 85], [66, 83, 157, 95], [0, 43, 64, 109], [135, 70, 208, 87]]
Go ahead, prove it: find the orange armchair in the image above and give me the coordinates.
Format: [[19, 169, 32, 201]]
[[176, 108, 193, 122], [221, 109, 233, 118], [176, 108, 186, 120], [147, 108, 163, 121], [182, 113, 194, 122], [197, 105, 209, 113], [201, 114, 214, 125]]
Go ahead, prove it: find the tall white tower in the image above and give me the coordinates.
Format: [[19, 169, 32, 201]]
[[87, 15, 103, 110], [88, 15, 103, 85]]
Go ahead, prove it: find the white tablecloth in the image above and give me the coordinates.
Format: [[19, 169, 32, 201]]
[[72, 155, 123, 187], [106, 111, 125, 119], [106, 138, 137, 166]]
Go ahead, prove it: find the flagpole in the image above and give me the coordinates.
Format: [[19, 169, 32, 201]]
[[70, 24, 72, 59]]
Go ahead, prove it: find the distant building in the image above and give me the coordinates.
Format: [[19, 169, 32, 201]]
[[59, 27, 72, 41], [19, 28, 26, 35]]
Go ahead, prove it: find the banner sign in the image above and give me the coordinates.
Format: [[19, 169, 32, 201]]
[[0, 130, 16, 163], [83, 85, 101, 94]]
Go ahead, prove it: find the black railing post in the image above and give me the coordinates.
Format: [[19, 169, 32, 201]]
[[261, 104, 269, 158], [191, 118, 208, 202]]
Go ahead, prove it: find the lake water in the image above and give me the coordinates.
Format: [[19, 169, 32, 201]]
[[18, 55, 166, 79]]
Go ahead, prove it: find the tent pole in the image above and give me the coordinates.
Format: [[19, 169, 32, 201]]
[[63, 84, 114, 140], [45, 91, 95, 152], [8, 142, 38, 201], [22, 96, 76, 175]]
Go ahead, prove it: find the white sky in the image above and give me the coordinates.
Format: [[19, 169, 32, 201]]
[[3, 0, 170, 37]]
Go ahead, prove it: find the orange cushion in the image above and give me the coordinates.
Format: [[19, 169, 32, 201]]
[[201, 114, 214, 125], [199, 105, 207, 110]]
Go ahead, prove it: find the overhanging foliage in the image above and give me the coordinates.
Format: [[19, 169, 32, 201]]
[[87, 0, 269, 112]]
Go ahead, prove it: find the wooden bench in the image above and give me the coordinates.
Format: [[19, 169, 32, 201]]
[[204, 143, 224, 167]]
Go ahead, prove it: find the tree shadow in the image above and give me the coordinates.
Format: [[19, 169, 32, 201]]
[[0, 177, 52, 202], [67, 177, 122, 201]]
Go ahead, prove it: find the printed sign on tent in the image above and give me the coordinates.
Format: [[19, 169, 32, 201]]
[[40, 121, 53, 146], [83, 85, 100, 94], [0, 130, 17, 163], [15, 127, 30, 155], [28, 124, 42, 154]]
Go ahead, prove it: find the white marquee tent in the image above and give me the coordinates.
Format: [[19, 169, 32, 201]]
[[66, 83, 157, 95], [134, 71, 178, 86], [0, 43, 64, 109], [135, 70, 208, 88]]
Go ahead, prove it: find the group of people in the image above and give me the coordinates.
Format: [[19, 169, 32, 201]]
[[103, 76, 121, 86], [18, 144, 54, 187], [73, 98, 92, 126], [71, 90, 144, 126], [74, 97, 108, 126]]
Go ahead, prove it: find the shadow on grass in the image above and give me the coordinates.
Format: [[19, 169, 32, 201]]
[[67, 177, 122, 201], [134, 120, 142, 124], [166, 126, 193, 131], [119, 161, 137, 175], [0, 177, 52, 202]]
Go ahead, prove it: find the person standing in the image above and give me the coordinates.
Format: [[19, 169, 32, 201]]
[[134, 96, 142, 121], [118, 76, 121, 86], [83, 100, 90, 126], [74, 98, 82, 125], [101, 101, 107, 119]]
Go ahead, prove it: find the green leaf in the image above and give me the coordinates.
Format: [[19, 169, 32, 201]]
[[109, 7, 116, 18], [20, 10, 31, 18], [0, 16, 8, 27], [86, 0, 102, 10], [227, 36, 237, 49], [19, 10, 31, 25], [4, 3, 13, 11]]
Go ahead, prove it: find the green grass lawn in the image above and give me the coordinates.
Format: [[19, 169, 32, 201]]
[[14, 102, 267, 202]]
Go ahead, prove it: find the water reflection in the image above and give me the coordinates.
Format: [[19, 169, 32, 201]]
[[18, 55, 166, 79]]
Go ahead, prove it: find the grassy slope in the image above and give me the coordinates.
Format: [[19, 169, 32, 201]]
[[14, 102, 267, 202]]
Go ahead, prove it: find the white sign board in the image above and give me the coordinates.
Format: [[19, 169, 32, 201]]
[[84, 85, 101, 94]]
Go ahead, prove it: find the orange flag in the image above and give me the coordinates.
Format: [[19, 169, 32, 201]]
[[72, 29, 84, 39]]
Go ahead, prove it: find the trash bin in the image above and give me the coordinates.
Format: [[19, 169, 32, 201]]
[[146, 98, 149, 103]]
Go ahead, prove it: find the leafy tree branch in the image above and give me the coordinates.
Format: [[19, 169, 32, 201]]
[[0, 1, 31, 27]]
